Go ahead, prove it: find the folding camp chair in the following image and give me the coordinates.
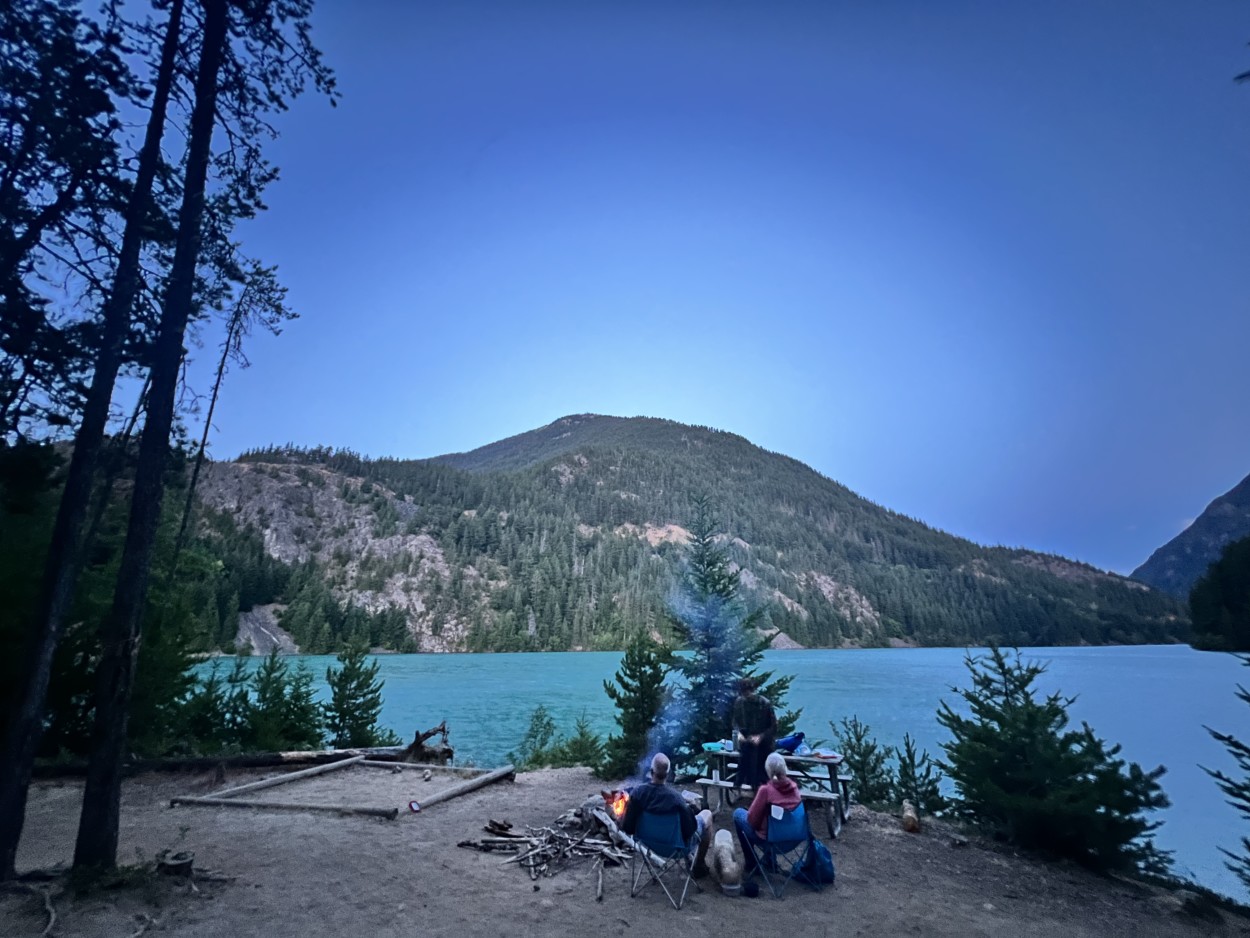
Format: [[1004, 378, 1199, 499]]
[[747, 802, 821, 898], [630, 811, 696, 910]]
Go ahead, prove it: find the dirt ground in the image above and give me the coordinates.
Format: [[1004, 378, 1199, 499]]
[[2, 765, 1245, 938]]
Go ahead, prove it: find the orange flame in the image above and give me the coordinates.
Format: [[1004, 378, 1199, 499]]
[[611, 791, 628, 818]]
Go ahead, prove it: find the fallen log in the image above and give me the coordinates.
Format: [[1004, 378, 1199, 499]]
[[191, 755, 364, 800], [169, 796, 398, 820], [359, 760, 480, 777], [32, 745, 406, 778], [410, 764, 515, 811]]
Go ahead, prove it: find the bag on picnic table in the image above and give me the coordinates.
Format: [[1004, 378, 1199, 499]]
[[775, 732, 805, 753], [801, 836, 836, 884]]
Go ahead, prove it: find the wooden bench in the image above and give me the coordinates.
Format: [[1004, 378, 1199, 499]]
[[798, 789, 843, 839], [694, 777, 750, 813], [694, 778, 843, 839]]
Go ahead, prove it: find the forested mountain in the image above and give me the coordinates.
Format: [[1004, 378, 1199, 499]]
[[204, 415, 1186, 653], [1132, 471, 1250, 599]]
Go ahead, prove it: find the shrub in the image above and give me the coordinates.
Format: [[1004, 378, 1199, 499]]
[[508, 704, 560, 769], [938, 646, 1171, 873], [554, 712, 604, 768], [893, 733, 947, 816], [833, 715, 895, 806], [1203, 656, 1250, 890]]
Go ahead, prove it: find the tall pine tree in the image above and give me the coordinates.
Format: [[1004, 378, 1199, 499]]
[[666, 495, 796, 762]]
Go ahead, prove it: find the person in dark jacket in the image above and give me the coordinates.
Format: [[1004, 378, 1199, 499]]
[[621, 753, 713, 874], [732, 676, 777, 793]]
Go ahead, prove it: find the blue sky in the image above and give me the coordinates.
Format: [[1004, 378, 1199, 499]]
[[190, 1, 1250, 576]]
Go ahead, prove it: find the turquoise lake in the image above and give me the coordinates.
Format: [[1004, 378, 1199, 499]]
[[200, 644, 1248, 901]]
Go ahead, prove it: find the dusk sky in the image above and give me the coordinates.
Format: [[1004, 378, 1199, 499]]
[[189, 1, 1250, 577]]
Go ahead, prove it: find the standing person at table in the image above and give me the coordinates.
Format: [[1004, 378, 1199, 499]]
[[733, 752, 802, 871], [731, 676, 777, 794]]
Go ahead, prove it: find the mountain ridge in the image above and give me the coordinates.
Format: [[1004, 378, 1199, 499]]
[[212, 414, 1185, 654], [1132, 471, 1250, 598]]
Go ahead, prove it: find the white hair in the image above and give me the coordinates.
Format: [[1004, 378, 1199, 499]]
[[765, 752, 788, 780], [650, 752, 671, 781]]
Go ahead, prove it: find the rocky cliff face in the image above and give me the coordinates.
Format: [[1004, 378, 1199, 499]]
[[198, 462, 470, 652], [1132, 472, 1250, 598]]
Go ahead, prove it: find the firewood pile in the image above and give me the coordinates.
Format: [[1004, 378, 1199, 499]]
[[457, 797, 637, 900]]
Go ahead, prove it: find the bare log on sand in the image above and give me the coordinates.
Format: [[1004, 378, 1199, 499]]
[[410, 764, 516, 811], [169, 796, 399, 820], [193, 755, 365, 800]]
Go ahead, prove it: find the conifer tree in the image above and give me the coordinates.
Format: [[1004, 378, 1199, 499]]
[[555, 712, 604, 768], [667, 496, 796, 761], [600, 633, 672, 779], [833, 716, 895, 806], [938, 647, 1171, 873], [323, 643, 399, 748], [1203, 657, 1250, 890], [892, 732, 947, 816], [1189, 536, 1250, 651]]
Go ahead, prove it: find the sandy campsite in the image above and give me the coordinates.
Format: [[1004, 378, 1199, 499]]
[[2, 764, 1245, 938]]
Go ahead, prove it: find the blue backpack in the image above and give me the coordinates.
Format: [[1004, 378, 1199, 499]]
[[802, 837, 836, 884]]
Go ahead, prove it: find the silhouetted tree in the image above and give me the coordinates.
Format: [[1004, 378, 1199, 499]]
[[1189, 536, 1250, 651]]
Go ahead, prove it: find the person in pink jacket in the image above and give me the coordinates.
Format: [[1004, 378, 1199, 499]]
[[732, 752, 802, 870]]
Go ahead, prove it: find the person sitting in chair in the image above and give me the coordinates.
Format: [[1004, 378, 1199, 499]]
[[621, 752, 714, 875], [732, 752, 801, 870]]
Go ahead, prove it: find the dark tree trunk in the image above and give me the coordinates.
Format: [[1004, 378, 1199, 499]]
[[0, 0, 185, 881], [72, 0, 228, 872], [171, 305, 242, 567]]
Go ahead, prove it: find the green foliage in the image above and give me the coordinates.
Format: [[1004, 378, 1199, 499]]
[[667, 496, 797, 761], [323, 643, 401, 748], [555, 712, 604, 768], [235, 416, 1185, 654], [1190, 536, 1250, 651], [893, 733, 947, 816], [600, 633, 673, 779], [937, 647, 1171, 873], [506, 705, 605, 770], [1203, 657, 1250, 891], [833, 716, 895, 806], [181, 653, 323, 753], [508, 704, 559, 769], [245, 652, 323, 752]]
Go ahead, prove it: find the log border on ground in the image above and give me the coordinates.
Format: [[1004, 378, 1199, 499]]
[[410, 764, 516, 811], [186, 754, 365, 801], [169, 796, 399, 820], [359, 760, 481, 777]]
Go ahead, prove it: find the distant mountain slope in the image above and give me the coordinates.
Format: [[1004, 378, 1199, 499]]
[[1132, 472, 1250, 599], [218, 415, 1186, 653]]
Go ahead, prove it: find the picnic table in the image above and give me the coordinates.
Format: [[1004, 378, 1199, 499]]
[[694, 749, 852, 838]]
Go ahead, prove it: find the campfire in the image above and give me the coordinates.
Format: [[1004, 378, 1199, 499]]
[[456, 790, 666, 901], [603, 788, 630, 820]]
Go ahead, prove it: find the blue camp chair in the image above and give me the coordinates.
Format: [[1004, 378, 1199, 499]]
[[747, 803, 821, 898], [630, 811, 696, 910]]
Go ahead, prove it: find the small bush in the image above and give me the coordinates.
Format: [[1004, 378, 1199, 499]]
[[833, 715, 895, 806], [893, 733, 947, 816], [509, 706, 605, 770]]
